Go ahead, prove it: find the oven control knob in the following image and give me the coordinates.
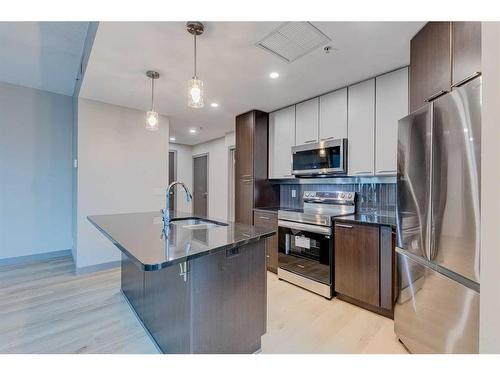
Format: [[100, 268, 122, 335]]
[[348, 193, 354, 200], [340, 193, 345, 199]]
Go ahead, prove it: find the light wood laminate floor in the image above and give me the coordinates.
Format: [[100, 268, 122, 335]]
[[0, 256, 406, 354]]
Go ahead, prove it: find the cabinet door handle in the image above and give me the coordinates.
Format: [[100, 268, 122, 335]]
[[424, 90, 448, 102], [241, 174, 252, 178], [304, 139, 317, 144], [335, 224, 353, 229], [320, 136, 334, 141], [259, 216, 270, 220], [451, 72, 481, 88], [377, 169, 396, 174], [241, 179, 252, 183]]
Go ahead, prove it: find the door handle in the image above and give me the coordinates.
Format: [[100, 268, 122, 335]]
[[451, 72, 481, 88], [424, 89, 448, 102]]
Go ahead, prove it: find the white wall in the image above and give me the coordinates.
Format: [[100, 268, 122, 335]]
[[173, 132, 235, 221], [76, 98, 169, 269], [0, 82, 73, 260], [479, 22, 500, 353], [169, 143, 193, 214]]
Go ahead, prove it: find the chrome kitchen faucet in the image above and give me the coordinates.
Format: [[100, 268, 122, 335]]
[[162, 181, 193, 227]]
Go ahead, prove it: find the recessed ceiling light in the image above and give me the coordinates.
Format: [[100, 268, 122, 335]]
[[169, 137, 176, 141], [189, 129, 197, 134], [210, 102, 219, 108], [269, 72, 279, 79]]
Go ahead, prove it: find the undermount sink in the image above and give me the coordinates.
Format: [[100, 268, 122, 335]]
[[170, 217, 228, 229]]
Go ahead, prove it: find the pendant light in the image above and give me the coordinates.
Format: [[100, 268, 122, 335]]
[[186, 21, 205, 108], [145, 70, 160, 131]]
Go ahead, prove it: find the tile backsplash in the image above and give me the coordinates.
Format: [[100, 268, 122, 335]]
[[280, 183, 396, 214]]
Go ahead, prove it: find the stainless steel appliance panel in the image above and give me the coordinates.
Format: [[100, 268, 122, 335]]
[[431, 77, 481, 283], [292, 138, 347, 176], [396, 105, 433, 259], [394, 249, 479, 353]]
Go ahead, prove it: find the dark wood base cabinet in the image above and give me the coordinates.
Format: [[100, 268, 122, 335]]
[[121, 241, 267, 354], [334, 222, 395, 318], [253, 210, 278, 273]]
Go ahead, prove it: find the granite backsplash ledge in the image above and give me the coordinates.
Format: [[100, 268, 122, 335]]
[[279, 183, 396, 214]]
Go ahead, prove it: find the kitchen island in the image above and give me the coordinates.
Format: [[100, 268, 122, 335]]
[[88, 210, 275, 354]]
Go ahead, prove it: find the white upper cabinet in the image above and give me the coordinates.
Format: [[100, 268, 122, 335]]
[[319, 88, 348, 141], [295, 98, 319, 146], [375, 67, 409, 175], [348, 78, 375, 176], [269, 106, 296, 179]]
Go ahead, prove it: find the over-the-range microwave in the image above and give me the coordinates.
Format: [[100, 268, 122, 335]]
[[291, 138, 347, 177]]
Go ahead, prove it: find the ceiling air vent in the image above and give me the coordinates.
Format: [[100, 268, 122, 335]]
[[257, 22, 331, 63]]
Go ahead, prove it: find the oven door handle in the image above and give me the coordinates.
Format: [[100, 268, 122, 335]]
[[278, 220, 332, 235]]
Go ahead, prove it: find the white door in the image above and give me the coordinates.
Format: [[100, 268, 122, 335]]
[[319, 87, 348, 141], [348, 78, 375, 176], [269, 106, 296, 179], [375, 67, 409, 175], [295, 98, 319, 146]]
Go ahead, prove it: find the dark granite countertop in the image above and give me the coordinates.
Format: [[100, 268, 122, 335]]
[[88, 211, 275, 271], [335, 212, 396, 228]]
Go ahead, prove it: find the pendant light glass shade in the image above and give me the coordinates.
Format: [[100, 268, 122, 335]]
[[145, 110, 159, 131], [188, 77, 204, 108]]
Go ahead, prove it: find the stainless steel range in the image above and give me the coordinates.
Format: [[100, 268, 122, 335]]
[[277, 191, 356, 299]]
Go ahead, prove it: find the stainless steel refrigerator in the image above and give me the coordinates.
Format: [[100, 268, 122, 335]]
[[395, 77, 481, 354]]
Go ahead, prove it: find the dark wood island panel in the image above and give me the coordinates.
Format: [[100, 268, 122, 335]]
[[121, 241, 267, 354]]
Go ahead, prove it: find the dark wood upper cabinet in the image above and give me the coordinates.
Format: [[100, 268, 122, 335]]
[[452, 22, 481, 87], [334, 223, 380, 307], [410, 22, 452, 112], [235, 110, 279, 225], [410, 22, 481, 112], [235, 111, 254, 179]]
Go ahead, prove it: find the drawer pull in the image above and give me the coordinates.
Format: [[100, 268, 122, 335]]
[[320, 136, 334, 141], [335, 224, 353, 229], [451, 72, 481, 88], [304, 139, 317, 144], [424, 89, 448, 102], [259, 216, 270, 220]]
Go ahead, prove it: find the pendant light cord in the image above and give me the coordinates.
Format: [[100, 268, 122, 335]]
[[151, 76, 155, 111], [193, 34, 197, 78]]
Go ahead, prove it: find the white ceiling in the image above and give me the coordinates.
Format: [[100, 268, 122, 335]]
[[0, 22, 89, 96], [80, 22, 425, 145]]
